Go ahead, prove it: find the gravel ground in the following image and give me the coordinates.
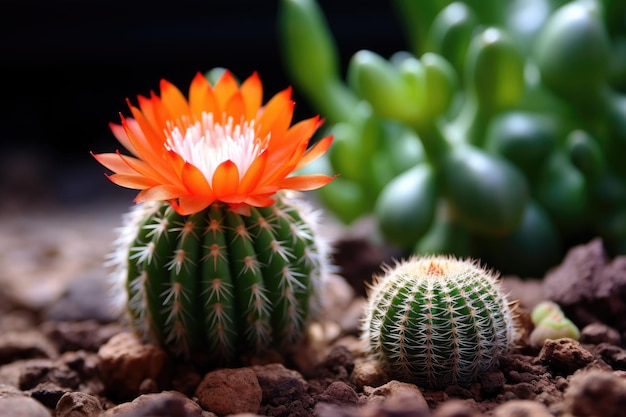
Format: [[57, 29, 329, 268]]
[[2, 174, 626, 416]]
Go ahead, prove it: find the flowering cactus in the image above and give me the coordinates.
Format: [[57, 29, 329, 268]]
[[362, 255, 517, 388], [93, 70, 335, 366]]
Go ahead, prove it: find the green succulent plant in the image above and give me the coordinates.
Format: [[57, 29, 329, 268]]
[[362, 255, 517, 388], [529, 301, 580, 348], [109, 191, 331, 368]]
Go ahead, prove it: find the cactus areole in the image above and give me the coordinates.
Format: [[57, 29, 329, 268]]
[[113, 191, 328, 367], [362, 256, 516, 388], [93, 70, 335, 367]]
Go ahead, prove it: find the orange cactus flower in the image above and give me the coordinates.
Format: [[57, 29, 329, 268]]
[[93, 70, 334, 215]]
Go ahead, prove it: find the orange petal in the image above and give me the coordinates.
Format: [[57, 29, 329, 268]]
[[136, 95, 157, 129], [173, 195, 214, 215], [266, 116, 318, 168], [160, 78, 191, 123], [295, 135, 333, 170], [181, 162, 214, 197], [189, 72, 218, 122], [124, 110, 181, 187], [135, 184, 185, 202], [92, 152, 140, 176], [263, 137, 309, 184], [107, 173, 159, 189], [258, 88, 294, 141], [244, 194, 276, 207], [224, 91, 246, 124], [212, 160, 240, 198], [109, 122, 139, 157], [126, 109, 165, 159], [240, 72, 262, 120], [213, 70, 239, 111], [278, 174, 336, 191], [238, 151, 267, 195]]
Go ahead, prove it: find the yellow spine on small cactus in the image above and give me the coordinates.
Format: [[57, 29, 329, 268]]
[[361, 255, 517, 388]]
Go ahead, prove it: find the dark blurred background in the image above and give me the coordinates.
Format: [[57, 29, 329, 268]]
[[0, 1, 405, 211]]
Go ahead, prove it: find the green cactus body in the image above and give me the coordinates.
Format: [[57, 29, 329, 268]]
[[362, 255, 516, 388], [111, 191, 329, 367]]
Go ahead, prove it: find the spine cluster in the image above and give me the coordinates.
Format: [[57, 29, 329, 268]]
[[109, 192, 329, 367], [362, 255, 516, 388]]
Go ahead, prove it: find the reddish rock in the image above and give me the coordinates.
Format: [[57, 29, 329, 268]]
[[97, 332, 171, 400], [195, 367, 262, 416]]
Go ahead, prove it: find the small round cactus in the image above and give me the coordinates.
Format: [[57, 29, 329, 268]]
[[109, 191, 331, 367], [361, 255, 517, 388]]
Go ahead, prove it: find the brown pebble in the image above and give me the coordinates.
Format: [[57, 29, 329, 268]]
[[580, 323, 621, 346], [55, 392, 103, 417], [0, 396, 52, 417], [492, 399, 553, 417], [317, 381, 359, 405], [432, 398, 484, 417], [562, 369, 626, 417], [97, 332, 171, 400], [195, 367, 262, 416], [538, 338, 594, 374], [350, 360, 388, 390]]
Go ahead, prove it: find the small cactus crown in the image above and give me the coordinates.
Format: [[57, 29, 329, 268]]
[[107, 190, 332, 368], [362, 255, 517, 388]]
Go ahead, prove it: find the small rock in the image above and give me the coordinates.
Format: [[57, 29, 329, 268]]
[[0, 383, 24, 397], [372, 392, 431, 417], [350, 359, 388, 390], [314, 402, 360, 417], [55, 391, 103, 417], [0, 330, 58, 365], [368, 380, 428, 410], [538, 338, 594, 374], [42, 320, 122, 353], [195, 367, 262, 416], [432, 399, 484, 417], [28, 380, 71, 409], [543, 238, 607, 307], [543, 240, 626, 333], [508, 382, 536, 400], [97, 332, 171, 400], [254, 363, 314, 416], [17, 358, 80, 391], [0, 396, 52, 417], [580, 323, 621, 346], [316, 381, 359, 405], [102, 391, 204, 417], [562, 369, 626, 417], [321, 345, 355, 375], [492, 399, 553, 417], [595, 343, 626, 369], [253, 363, 308, 405]]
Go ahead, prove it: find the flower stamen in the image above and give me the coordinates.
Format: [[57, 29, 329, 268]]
[[165, 112, 269, 184]]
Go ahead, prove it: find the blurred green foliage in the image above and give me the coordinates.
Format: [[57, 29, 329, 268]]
[[277, 0, 626, 277]]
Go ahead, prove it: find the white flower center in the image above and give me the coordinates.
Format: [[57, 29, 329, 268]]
[[164, 112, 268, 183]]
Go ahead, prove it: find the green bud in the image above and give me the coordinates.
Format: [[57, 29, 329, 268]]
[[530, 312, 581, 348], [530, 300, 564, 326]]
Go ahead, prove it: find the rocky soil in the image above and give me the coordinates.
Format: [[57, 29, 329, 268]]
[[2, 198, 626, 417]]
